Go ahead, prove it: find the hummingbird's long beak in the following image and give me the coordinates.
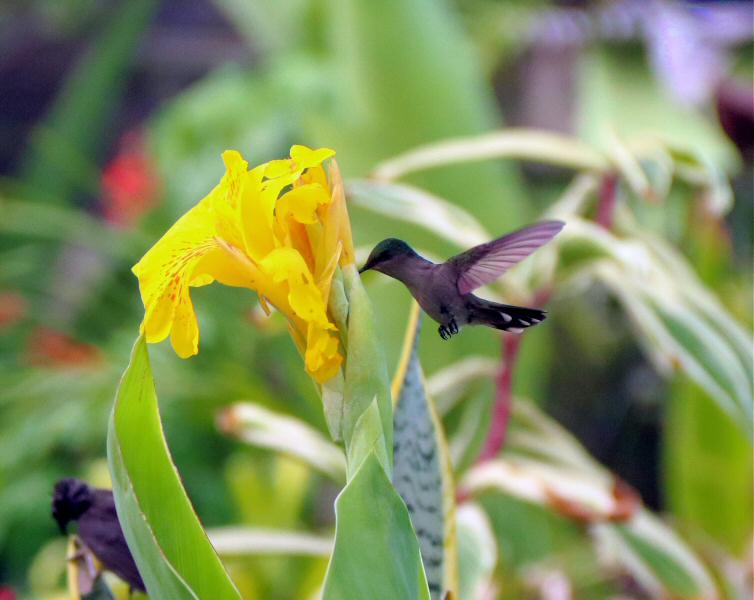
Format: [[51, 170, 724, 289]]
[[358, 266, 369, 274]]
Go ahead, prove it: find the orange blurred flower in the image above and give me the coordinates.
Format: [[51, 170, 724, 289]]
[[26, 327, 103, 368], [0, 292, 26, 328]]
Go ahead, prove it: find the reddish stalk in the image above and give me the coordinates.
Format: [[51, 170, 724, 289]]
[[476, 332, 521, 462], [476, 288, 553, 464], [595, 172, 619, 230]]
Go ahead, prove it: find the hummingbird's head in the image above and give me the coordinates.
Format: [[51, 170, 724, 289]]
[[52, 478, 93, 533], [359, 238, 417, 274]]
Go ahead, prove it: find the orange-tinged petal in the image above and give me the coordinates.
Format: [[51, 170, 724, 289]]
[[316, 241, 342, 304], [327, 160, 355, 266]]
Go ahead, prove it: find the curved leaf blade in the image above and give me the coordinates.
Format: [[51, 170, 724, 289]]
[[107, 336, 241, 599], [218, 402, 346, 483], [372, 128, 609, 181], [322, 452, 430, 600], [462, 401, 718, 599]]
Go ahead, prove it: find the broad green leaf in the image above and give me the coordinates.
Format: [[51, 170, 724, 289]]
[[392, 302, 457, 599], [107, 336, 241, 599], [664, 379, 752, 555], [218, 402, 346, 483], [322, 452, 431, 600]]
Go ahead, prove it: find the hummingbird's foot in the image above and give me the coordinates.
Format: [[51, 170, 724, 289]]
[[438, 319, 459, 340], [448, 318, 459, 335]]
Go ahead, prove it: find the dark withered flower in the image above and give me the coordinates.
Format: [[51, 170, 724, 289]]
[[52, 478, 145, 592]]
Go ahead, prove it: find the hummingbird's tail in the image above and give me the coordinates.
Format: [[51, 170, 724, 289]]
[[467, 297, 546, 333]]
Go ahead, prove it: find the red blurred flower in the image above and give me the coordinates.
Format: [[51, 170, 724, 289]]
[[26, 326, 103, 368], [0, 291, 26, 328], [100, 130, 160, 227], [0, 586, 16, 600]]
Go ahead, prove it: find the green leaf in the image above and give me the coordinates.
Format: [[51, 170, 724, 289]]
[[342, 264, 393, 474], [107, 336, 241, 599], [322, 452, 431, 600], [392, 303, 457, 599], [664, 379, 752, 555], [591, 259, 752, 436]]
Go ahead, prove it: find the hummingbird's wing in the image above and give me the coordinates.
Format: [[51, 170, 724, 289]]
[[451, 220, 564, 295]]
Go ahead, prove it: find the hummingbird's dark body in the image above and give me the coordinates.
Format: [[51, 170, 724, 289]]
[[52, 478, 145, 592], [360, 221, 564, 339]]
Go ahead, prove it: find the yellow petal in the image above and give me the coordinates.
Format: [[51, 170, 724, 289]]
[[259, 247, 332, 327], [241, 165, 276, 262], [170, 285, 199, 358], [132, 195, 217, 346], [297, 164, 329, 191], [290, 145, 336, 169], [305, 323, 342, 383], [132, 151, 259, 356], [264, 146, 335, 180], [212, 150, 248, 249], [277, 184, 331, 225]]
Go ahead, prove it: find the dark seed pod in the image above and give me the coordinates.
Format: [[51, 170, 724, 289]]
[[52, 478, 145, 592]]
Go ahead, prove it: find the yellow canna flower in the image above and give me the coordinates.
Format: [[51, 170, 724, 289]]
[[132, 145, 354, 383]]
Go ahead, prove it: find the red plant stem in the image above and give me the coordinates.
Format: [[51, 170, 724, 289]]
[[476, 333, 521, 462], [475, 287, 553, 465], [595, 172, 619, 230]]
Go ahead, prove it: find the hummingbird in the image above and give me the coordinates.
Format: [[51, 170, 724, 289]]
[[52, 478, 146, 593], [359, 220, 564, 339]]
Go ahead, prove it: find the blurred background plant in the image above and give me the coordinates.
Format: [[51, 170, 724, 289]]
[[0, 0, 751, 598]]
